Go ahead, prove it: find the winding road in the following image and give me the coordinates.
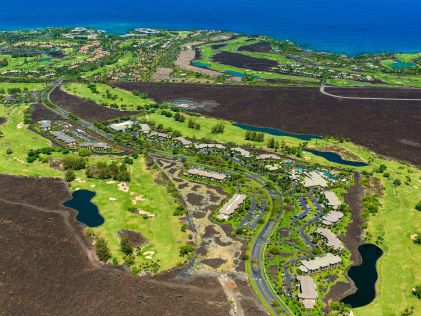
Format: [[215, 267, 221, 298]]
[[320, 84, 421, 101]]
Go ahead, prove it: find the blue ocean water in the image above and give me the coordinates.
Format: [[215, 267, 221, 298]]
[[1, 0, 421, 55]]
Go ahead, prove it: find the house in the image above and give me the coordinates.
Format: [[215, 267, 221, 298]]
[[187, 168, 227, 181], [299, 253, 342, 274], [38, 120, 51, 131], [195, 143, 226, 150], [149, 131, 170, 139], [303, 171, 328, 188], [257, 153, 281, 160], [217, 194, 247, 220], [297, 276, 317, 309], [315, 228, 344, 251], [323, 191, 341, 209], [265, 164, 282, 171], [321, 211, 344, 226], [139, 123, 151, 134], [175, 136, 192, 147], [108, 120, 134, 131], [50, 131, 76, 145], [80, 142, 109, 150], [231, 147, 251, 158]]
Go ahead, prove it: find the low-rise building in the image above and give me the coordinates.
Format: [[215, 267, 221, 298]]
[[297, 276, 317, 309], [108, 120, 134, 131], [187, 168, 227, 181], [265, 164, 282, 171], [195, 143, 226, 150], [38, 120, 51, 131], [80, 142, 109, 150], [149, 131, 170, 139], [231, 147, 251, 158], [257, 153, 281, 160], [323, 191, 341, 209], [139, 123, 151, 134], [303, 171, 328, 188], [50, 131, 76, 145], [321, 211, 344, 226], [299, 253, 342, 274], [217, 194, 247, 220], [315, 228, 344, 251], [175, 136, 192, 147]]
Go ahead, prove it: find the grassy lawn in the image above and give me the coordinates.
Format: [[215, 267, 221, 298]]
[[72, 157, 187, 271], [0, 82, 47, 93], [63, 82, 155, 110]]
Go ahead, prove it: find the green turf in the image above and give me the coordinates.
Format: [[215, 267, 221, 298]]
[[63, 82, 155, 110]]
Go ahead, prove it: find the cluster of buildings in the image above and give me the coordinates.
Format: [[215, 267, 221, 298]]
[[299, 253, 342, 274], [187, 167, 227, 182]]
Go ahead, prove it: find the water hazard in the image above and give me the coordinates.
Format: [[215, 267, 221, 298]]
[[63, 190, 104, 227], [304, 149, 368, 167], [342, 243, 383, 308]]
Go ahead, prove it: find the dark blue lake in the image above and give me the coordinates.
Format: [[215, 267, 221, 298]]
[[342, 244, 383, 308], [305, 149, 368, 167], [64, 190, 104, 227], [234, 122, 321, 141], [1, 0, 421, 54]]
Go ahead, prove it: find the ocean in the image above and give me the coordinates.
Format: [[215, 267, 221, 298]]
[[1, 0, 421, 55]]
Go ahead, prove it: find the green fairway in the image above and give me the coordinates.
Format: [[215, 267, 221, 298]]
[[63, 82, 155, 110], [0, 82, 46, 94]]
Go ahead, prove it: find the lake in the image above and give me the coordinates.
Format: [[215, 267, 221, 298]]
[[63, 190, 104, 227], [234, 122, 321, 141], [304, 149, 368, 167], [342, 244, 383, 308], [1, 0, 421, 55]]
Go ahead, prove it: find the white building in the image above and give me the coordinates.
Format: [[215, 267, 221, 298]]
[[323, 191, 341, 209], [217, 194, 247, 220], [109, 120, 134, 131]]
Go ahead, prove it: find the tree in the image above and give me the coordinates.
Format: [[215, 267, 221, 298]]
[[268, 137, 275, 148], [64, 169, 76, 182], [0, 58, 8, 68], [62, 156, 86, 170], [211, 123, 225, 134], [6, 148, 13, 155], [179, 244, 194, 256], [393, 179, 401, 186], [78, 148, 92, 157], [413, 285, 421, 299], [415, 200, 421, 212], [95, 237, 111, 262], [120, 234, 133, 255]]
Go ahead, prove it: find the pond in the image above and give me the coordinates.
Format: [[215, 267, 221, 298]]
[[191, 61, 209, 68], [234, 122, 321, 141], [63, 190, 104, 227], [224, 70, 260, 79], [390, 60, 416, 69], [304, 149, 368, 167], [341, 243, 383, 308]]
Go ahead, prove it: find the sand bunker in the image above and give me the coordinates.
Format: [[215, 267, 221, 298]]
[[118, 182, 129, 192], [16, 123, 24, 129], [109, 197, 117, 201], [143, 251, 155, 259], [106, 180, 116, 184], [137, 210, 155, 218]]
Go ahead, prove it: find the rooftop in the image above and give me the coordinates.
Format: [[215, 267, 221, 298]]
[[257, 153, 280, 160], [299, 253, 342, 273], [175, 136, 192, 146], [297, 276, 317, 309], [139, 123, 151, 133], [195, 143, 226, 150], [321, 210, 344, 226], [50, 131, 76, 144], [187, 168, 227, 181], [231, 147, 251, 158], [217, 194, 246, 220], [315, 228, 344, 250], [323, 191, 341, 209], [303, 171, 328, 187], [109, 120, 134, 131]]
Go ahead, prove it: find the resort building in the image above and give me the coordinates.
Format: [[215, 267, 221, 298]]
[[323, 191, 341, 209], [321, 211, 344, 226], [149, 131, 170, 139], [175, 136, 193, 147], [38, 120, 51, 131], [231, 147, 251, 158], [296, 276, 317, 309], [257, 153, 281, 160], [108, 120, 134, 131], [217, 194, 247, 220], [139, 123, 151, 134], [50, 131, 76, 145], [315, 228, 344, 251], [265, 164, 282, 171], [80, 142, 109, 150], [195, 143, 226, 150], [187, 168, 227, 181], [303, 171, 328, 188], [299, 253, 342, 274]]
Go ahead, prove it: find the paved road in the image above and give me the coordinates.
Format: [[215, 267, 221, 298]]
[[320, 84, 421, 101]]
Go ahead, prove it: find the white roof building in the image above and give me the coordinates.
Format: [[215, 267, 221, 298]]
[[257, 153, 281, 160], [109, 120, 134, 131], [299, 253, 342, 274], [139, 123, 151, 134], [175, 136, 192, 147], [50, 131, 76, 144], [315, 228, 344, 250], [38, 120, 51, 130], [297, 276, 317, 309], [231, 147, 251, 158], [303, 171, 328, 188], [217, 194, 247, 220], [195, 143, 226, 150], [323, 191, 341, 209], [321, 211, 344, 226], [187, 168, 227, 181]]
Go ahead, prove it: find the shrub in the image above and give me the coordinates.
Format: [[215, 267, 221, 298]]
[[179, 244, 194, 256], [120, 234, 133, 256], [64, 169, 76, 182], [211, 123, 225, 134], [416, 200, 421, 212], [95, 237, 111, 262], [62, 156, 86, 170]]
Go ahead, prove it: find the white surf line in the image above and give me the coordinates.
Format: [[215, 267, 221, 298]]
[[320, 85, 421, 101]]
